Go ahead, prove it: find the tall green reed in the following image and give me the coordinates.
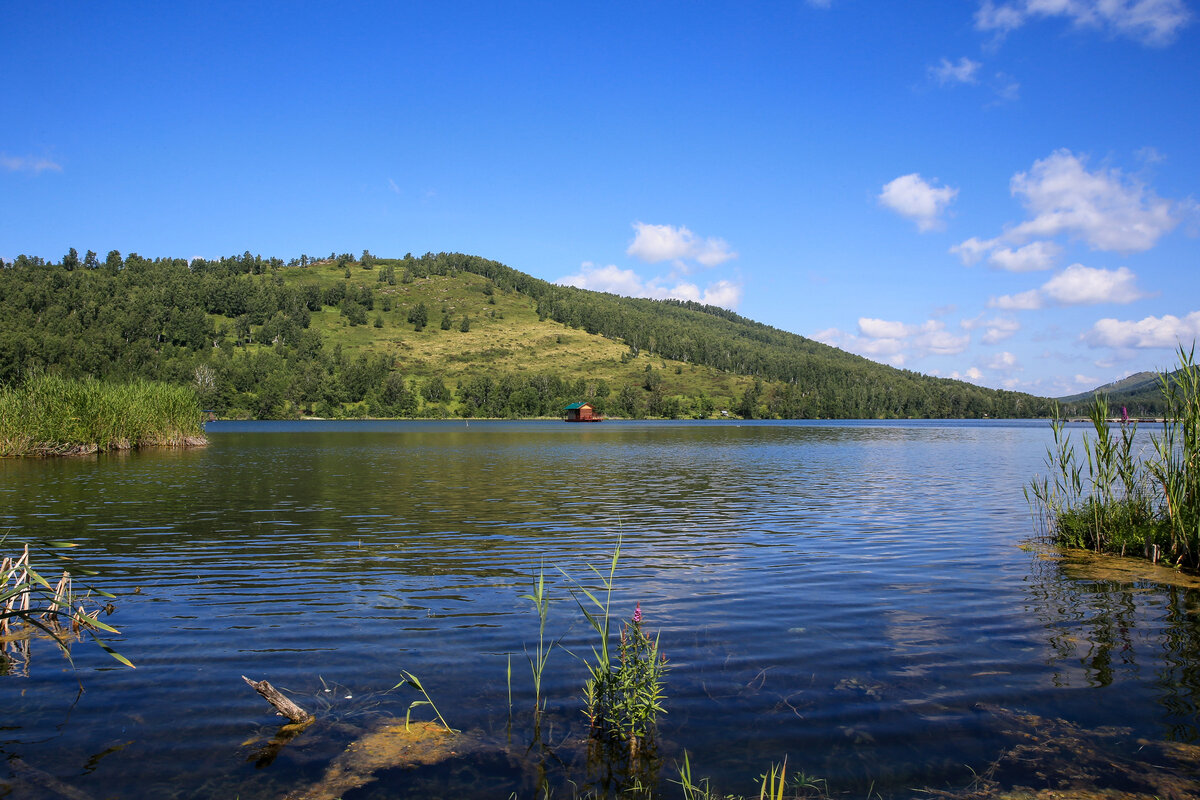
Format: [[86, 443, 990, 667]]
[[0, 373, 205, 457], [561, 535, 668, 758], [1029, 346, 1200, 567], [520, 565, 557, 719]]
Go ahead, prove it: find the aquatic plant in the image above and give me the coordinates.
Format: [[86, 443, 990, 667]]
[[674, 752, 828, 800], [563, 538, 669, 758], [0, 373, 206, 457], [396, 669, 456, 733], [1029, 346, 1200, 567], [1, 538, 131, 672], [520, 564, 557, 719]]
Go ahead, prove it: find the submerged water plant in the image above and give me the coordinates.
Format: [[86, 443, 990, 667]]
[[1028, 346, 1200, 567]]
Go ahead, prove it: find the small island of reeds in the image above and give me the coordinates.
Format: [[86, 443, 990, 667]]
[[1029, 347, 1199, 568], [0, 374, 207, 457]]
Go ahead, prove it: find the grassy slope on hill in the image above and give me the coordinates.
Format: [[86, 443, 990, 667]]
[[275, 260, 753, 407]]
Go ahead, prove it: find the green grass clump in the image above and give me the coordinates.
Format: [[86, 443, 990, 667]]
[[1029, 346, 1200, 567], [0, 374, 206, 457]]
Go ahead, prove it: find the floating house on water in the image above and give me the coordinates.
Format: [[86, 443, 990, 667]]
[[563, 402, 602, 422]]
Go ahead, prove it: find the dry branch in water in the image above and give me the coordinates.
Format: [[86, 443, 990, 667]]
[[242, 675, 313, 723]]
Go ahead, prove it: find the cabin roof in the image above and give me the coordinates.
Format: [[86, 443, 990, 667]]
[[564, 402, 592, 410]]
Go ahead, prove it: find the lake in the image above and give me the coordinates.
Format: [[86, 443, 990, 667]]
[[2, 420, 1199, 799]]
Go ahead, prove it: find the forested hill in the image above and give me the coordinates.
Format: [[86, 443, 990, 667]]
[[0, 249, 1055, 419]]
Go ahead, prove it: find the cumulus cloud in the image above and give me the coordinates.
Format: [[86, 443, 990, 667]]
[[556, 262, 743, 310], [937, 367, 986, 382], [1, 154, 62, 173], [987, 240, 1061, 271], [956, 149, 1182, 271], [626, 222, 737, 269], [1041, 264, 1148, 305], [814, 317, 970, 366], [989, 289, 1044, 310], [1084, 310, 1200, 348], [950, 236, 998, 265], [962, 314, 1022, 343], [988, 264, 1149, 309], [878, 173, 959, 232], [929, 57, 982, 85], [987, 351, 1020, 370], [974, 0, 1191, 46], [1007, 149, 1179, 251]]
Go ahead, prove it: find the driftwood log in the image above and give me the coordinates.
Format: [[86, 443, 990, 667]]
[[242, 675, 313, 723]]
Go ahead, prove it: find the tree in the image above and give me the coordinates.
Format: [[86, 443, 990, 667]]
[[104, 250, 123, 274], [459, 315, 471, 332], [407, 302, 428, 331], [423, 374, 450, 403], [62, 248, 79, 270]]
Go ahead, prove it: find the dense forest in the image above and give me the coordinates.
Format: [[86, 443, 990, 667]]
[[0, 249, 1056, 419]]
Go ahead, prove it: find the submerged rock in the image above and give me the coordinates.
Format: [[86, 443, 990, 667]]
[[284, 720, 488, 800]]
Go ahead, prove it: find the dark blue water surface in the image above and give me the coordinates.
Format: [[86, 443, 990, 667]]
[[2, 420, 1198, 798]]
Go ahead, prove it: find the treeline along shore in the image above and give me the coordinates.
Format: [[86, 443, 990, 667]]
[[0, 248, 1056, 421]]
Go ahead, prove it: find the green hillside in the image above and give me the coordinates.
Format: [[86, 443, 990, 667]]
[[1058, 368, 1185, 417], [0, 249, 1055, 419]]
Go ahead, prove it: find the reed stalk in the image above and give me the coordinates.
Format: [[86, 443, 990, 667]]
[[1, 538, 132, 671], [1030, 346, 1200, 567], [0, 373, 206, 457]]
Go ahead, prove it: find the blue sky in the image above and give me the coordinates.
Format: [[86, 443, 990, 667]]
[[3, 1, 1197, 396]]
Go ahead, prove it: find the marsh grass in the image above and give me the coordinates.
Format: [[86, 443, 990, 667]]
[[1029, 346, 1200, 567], [0, 373, 206, 457]]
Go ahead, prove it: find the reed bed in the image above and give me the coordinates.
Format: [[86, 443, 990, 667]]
[[1029, 347, 1200, 568], [0, 373, 206, 457]]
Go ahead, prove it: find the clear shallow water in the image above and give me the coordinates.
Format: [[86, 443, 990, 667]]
[[1, 420, 1198, 798]]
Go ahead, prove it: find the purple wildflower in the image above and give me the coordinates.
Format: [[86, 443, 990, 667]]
[[632, 602, 642, 624]]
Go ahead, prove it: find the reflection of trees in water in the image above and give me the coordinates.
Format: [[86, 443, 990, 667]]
[[1026, 551, 1200, 741]]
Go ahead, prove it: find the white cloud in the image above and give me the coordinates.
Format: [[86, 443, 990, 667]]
[[987, 240, 1061, 271], [1084, 310, 1200, 348], [987, 351, 1020, 370], [930, 57, 982, 86], [626, 222, 737, 268], [939, 367, 986, 382], [920, 331, 972, 355], [950, 236, 999, 265], [990, 72, 1021, 103], [989, 289, 1044, 310], [556, 262, 743, 310], [1041, 264, 1148, 305], [974, 0, 1191, 46], [859, 317, 914, 339], [816, 317, 969, 366], [1, 154, 62, 173], [1007, 149, 1178, 252], [387, 178, 401, 195], [988, 264, 1148, 309], [961, 314, 1022, 343], [878, 173, 959, 232]]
